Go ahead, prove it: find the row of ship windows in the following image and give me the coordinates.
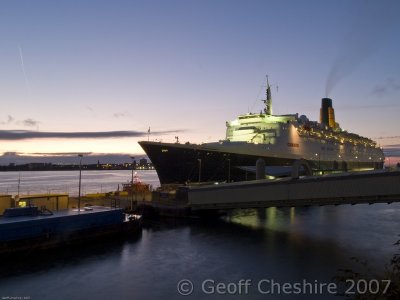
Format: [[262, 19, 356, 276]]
[[285, 144, 373, 155]]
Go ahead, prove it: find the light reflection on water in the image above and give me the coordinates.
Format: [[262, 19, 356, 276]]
[[226, 205, 400, 264], [0, 171, 399, 299]]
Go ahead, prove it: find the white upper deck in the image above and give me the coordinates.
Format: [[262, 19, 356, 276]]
[[223, 77, 381, 153], [226, 113, 297, 143]]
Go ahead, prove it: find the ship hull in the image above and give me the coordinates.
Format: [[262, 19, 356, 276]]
[[139, 141, 383, 185]]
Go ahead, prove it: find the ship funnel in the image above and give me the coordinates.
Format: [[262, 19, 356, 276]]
[[320, 98, 336, 128]]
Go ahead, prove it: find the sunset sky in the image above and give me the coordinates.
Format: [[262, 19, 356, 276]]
[[0, 0, 399, 164]]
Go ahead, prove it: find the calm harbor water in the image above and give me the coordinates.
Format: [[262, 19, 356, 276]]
[[0, 170, 160, 196], [0, 170, 399, 299]]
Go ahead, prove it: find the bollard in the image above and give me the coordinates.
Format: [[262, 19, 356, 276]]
[[256, 158, 266, 180]]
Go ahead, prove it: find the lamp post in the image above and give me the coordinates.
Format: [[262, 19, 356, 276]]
[[315, 153, 320, 171], [78, 154, 83, 212], [227, 158, 231, 182], [197, 159, 202, 183], [17, 173, 21, 197], [130, 156, 135, 211]]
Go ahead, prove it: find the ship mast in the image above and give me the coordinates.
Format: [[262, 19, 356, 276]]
[[263, 75, 272, 115]]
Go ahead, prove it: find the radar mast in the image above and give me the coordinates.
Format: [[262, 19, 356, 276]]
[[263, 75, 272, 115]]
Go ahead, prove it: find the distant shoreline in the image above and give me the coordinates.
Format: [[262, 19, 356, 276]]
[[0, 163, 154, 172]]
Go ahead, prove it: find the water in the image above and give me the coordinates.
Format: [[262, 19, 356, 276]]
[[0, 170, 160, 196], [0, 171, 399, 299]]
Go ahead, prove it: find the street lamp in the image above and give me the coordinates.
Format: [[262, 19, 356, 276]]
[[130, 157, 135, 185], [130, 156, 135, 211], [227, 158, 231, 182], [78, 154, 83, 212], [197, 158, 202, 183]]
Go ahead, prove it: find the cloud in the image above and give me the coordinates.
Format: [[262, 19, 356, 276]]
[[0, 152, 147, 165], [371, 78, 400, 96], [0, 115, 14, 125], [383, 149, 400, 157], [28, 152, 93, 156], [382, 144, 400, 149], [374, 136, 400, 140], [22, 118, 40, 127], [336, 103, 399, 110], [113, 112, 131, 118], [1, 115, 41, 127], [1, 151, 21, 156], [0, 129, 185, 140], [382, 144, 400, 157]]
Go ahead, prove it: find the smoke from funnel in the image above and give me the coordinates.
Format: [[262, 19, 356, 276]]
[[325, 0, 399, 97]]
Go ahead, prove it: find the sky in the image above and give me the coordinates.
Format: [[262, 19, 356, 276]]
[[0, 0, 399, 164]]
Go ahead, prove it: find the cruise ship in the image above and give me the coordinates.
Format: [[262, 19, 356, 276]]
[[139, 79, 384, 184]]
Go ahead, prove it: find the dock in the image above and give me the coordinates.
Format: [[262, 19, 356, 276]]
[[186, 170, 400, 210], [2, 170, 399, 219]]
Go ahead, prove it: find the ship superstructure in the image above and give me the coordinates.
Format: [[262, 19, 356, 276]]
[[139, 79, 384, 184]]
